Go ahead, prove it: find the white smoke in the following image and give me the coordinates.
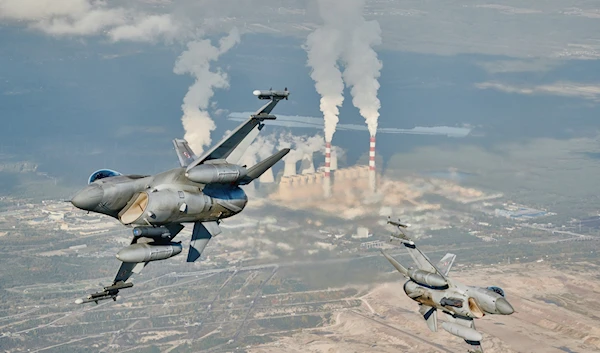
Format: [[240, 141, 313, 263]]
[[340, 13, 383, 137], [241, 135, 276, 168], [305, 0, 383, 139], [305, 20, 345, 142], [276, 132, 325, 167], [173, 28, 241, 154]]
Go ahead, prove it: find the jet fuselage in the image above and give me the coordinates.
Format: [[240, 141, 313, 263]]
[[403, 279, 514, 319], [71, 167, 248, 226]]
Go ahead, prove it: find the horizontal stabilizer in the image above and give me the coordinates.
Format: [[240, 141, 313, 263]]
[[188, 221, 221, 262], [238, 148, 290, 185]]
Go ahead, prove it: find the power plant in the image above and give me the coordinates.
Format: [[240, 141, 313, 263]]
[[270, 137, 376, 203]]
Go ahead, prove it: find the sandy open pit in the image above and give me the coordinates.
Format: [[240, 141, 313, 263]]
[[250, 262, 600, 353]]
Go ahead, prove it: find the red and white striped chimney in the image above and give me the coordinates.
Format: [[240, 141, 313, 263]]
[[324, 141, 332, 197], [325, 142, 331, 177], [369, 136, 376, 192], [369, 137, 375, 172]]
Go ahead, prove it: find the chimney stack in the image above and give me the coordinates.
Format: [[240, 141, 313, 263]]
[[324, 142, 332, 197], [330, 147, 338, 170], [369, 136, 376, 192]]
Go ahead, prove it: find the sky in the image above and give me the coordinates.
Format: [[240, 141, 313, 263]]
[[0, 0, 600, 184]]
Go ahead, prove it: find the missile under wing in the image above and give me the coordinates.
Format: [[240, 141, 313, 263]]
[[72, 89, 291, 304]]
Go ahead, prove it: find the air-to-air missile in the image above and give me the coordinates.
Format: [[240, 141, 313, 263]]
[[71, 89, 291, 304]]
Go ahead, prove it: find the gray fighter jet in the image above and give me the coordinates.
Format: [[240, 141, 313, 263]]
[[71, 89, 290, 304], [381, 219, 514, 352]]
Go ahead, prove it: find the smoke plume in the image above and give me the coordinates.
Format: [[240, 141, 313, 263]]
[[341, 13, 383, 137], [305, 24, 344, 143], [241, 135, 276, 168], [305, 0, 383, 140], [173, 28, 241, 154], [277, 132, 325, 165]]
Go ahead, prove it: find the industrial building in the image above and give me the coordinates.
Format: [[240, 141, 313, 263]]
[[269, 138, 378, 202]]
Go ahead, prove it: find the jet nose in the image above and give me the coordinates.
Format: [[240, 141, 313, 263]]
[[71, 184, 103, 211], [495, 298, 514, 315]]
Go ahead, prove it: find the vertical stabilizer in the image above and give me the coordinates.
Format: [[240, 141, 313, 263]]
[[436, 253, 456, 276]]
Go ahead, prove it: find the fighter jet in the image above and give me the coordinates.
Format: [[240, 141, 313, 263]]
[[381, 219, 514, 352], [71, 88, 290, 304]]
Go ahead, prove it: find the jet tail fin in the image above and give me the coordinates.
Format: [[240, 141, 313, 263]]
[[173, 139, 197, 167], [436, 253, 456, 276], [238, 148, 290, 185]]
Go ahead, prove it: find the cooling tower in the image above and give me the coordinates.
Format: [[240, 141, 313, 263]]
[[283, 159, 297, 176], [259, 168, 275, 183], [300, 153, 315, 175], [369, 136, 376, 192], [324, 142, 331, 198]]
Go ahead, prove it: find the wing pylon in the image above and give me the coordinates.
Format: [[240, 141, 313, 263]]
[[387, 218, 447, 279], [76, 224, 185, 304]]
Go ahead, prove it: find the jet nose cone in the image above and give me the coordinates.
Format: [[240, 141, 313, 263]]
[[495, 297, 514, 315], [71, 184, 103, 211]]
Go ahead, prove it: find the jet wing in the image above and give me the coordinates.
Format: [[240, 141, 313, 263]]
[[76, 237, 147, 305], [402, 242, 445, 277], [186, 90, 288, 171], [387, 218, 445, 277], [76, 224, 185, 305], [380, 250, 409, 277], [436, 253, 456, 276]]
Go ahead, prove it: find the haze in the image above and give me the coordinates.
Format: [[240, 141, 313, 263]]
[[0, 1, 599, 352]]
